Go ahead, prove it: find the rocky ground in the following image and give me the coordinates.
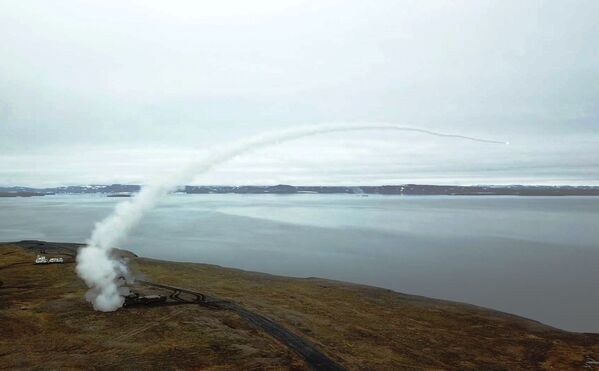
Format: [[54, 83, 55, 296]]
[[1, 241, 598, 370]]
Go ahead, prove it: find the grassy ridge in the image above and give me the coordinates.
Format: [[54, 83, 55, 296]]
[[2, 243, 598, 369]]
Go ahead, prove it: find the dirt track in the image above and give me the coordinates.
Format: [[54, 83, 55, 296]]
[[139, 279, 344, 371]]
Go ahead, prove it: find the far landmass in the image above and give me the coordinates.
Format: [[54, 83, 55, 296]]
[[2, 183, 599, 197]]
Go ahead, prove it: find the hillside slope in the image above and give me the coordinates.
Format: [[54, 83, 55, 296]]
[[1, 241, 598, 369]]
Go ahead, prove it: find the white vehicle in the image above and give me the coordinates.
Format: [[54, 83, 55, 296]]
[[34, 255, 64, 264]]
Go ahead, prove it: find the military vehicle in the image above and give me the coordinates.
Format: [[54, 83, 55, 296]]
[[123, 292, 167, 307], [34, 255, 64, 264]]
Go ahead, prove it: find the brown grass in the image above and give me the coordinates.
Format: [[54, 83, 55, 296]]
[[2, 243, 598, 370]]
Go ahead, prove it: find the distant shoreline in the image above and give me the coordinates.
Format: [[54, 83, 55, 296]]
[[2, 183, 599, 197], [0, 191, 54, 198]]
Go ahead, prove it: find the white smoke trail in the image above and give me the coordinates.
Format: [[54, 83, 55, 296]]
[[76, 123, 507, 311]]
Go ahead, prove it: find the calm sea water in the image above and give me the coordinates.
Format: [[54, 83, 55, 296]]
[[1, 194, 598, 332]]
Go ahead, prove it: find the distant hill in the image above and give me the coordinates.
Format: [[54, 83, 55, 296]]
[[2, 183, 599, 196], [184, 184, 599, 196], [0, 191, 53, 197]]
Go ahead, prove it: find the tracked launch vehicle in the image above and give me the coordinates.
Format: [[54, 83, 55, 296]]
[[34, 255, 64, 264], [123, 292, 167, 307]]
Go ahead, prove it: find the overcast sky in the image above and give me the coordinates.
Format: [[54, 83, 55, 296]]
[[1, 0, 598, 186]]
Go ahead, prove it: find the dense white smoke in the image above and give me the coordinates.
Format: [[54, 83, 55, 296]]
[[76, 123, 507, 311]]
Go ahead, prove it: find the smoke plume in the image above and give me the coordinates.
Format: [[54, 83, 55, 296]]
[[76, 123, 507, 311]]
